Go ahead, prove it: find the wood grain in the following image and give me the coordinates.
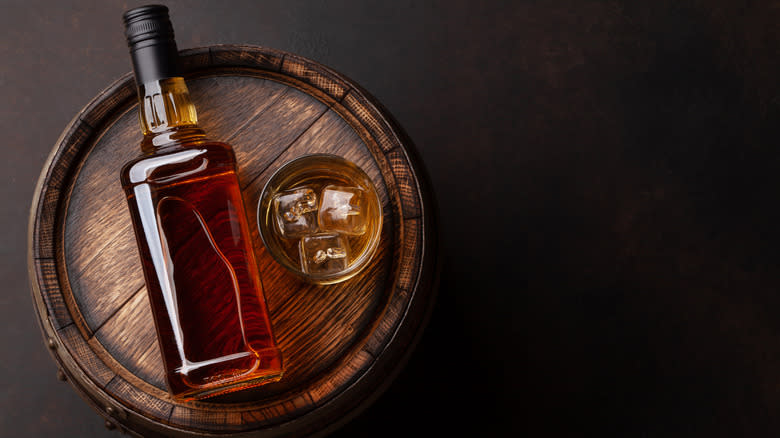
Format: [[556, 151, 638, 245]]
[[105, 375, 174, 423], [58, 324, 115, 386], [94, 287, 165, 390], [342, 90, 399, 153], [281, 54, 350, 101], [32, 121, 92, 259], [209, 45, 284, 72], [33, 258, 73, 330], [28, 45, 437, 437]]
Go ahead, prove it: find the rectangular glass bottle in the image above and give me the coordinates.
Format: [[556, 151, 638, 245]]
[[120, 6, 282, 400]]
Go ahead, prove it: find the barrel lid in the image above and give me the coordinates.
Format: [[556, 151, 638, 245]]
[[28, 45, 438, 437]]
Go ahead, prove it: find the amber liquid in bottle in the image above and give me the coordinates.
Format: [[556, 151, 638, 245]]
[[120, 76, 283, 400]]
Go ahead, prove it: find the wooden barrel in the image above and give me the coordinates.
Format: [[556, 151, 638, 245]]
[[28, 45, 437, 437]]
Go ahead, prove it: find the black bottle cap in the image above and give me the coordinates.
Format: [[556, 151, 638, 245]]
[[123, 5, 180, 86]]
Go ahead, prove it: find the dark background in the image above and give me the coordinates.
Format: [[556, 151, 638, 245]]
[[3, 0, 780, 437]]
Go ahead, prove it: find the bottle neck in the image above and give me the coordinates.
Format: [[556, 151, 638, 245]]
[[137, 77, 205, 151]]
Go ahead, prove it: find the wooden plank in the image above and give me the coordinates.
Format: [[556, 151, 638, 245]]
[[57, 324, 115, 386], [281, 54, 349, 101], [93, 287, 166, 390], [397, 217, 422, 292], [342, 90, 400, 153], [228, 87, 328, 188], [363, 286, 410, 358], [210, 45, 284, 71], [63, 107, 140, 326], [168, 406, 238, 431], [67, 221, 143, 332], [385, 149, 422, 219], [179, 47, 211, 73], [33, 121, 92, 259], [241, 393, 315, 426], [191, 75, 289, 141], [34, 258, 73, 330], [105, 375, 174, 423], [307, 349, 374, 405]]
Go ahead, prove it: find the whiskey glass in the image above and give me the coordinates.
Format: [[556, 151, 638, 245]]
[[257, 154, 382, 284]]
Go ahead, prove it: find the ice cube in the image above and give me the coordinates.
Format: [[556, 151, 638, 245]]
[[273, 187, 318, 238], [318, 185, 367, 235], [299, 233, 351, 275]]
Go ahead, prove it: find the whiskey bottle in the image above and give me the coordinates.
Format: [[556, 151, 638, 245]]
[[120, 5, 282, 400]]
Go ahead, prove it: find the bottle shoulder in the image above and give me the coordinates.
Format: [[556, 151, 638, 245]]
[[121, 140, 237, 187]]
